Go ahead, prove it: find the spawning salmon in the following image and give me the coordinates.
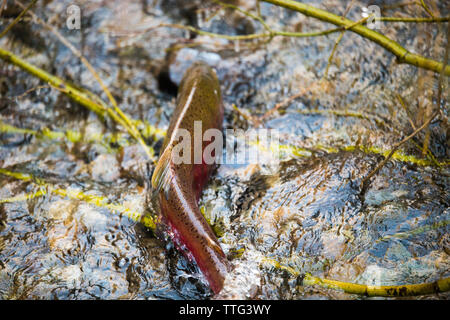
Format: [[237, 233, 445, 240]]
[[151, 61, 229, 294]]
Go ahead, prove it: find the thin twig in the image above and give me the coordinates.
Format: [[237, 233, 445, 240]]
[[0, 168, 156, 229], [155, 14, 449, 44], [202, 4, 223, 24], [397, 93, 417, 130], [5, 84, 49, 101], [395, 94, 440, 166], [231, 103, 256, 123], [324, 1, 365, 79], [0, 47, 106, 116], [158, 23, 271, 40], [377, 16, 448, 22], [257, 90, 306, 124], [211, 0, 272, 34], [257, 80, 326, 124], [360, 110, 439, 192], [302, 273, 450, 296]]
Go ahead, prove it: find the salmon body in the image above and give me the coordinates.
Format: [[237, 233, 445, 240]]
[[151, 62, 228, 294]]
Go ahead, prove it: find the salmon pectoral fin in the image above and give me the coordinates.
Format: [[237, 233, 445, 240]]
[[151, 146, 174, 200]]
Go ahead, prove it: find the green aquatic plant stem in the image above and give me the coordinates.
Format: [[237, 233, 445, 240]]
[[0, 47, 106, 116], [360, 110, 440, 191], [3, 43, 442, 169], [324, 8, 371, 79], [0, 168, 157, 229], [262, 0, 450, 76], [0, 118, 165, 154]]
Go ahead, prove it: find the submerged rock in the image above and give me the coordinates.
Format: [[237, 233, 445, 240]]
[[89, 154, 121, 183]]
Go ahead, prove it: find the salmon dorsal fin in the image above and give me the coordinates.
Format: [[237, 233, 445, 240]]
[[151, 146, 174, 199]]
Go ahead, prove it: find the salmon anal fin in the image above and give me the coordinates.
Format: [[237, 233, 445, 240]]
[[206, 236, 226, 258], [151, 146, 174, 200]]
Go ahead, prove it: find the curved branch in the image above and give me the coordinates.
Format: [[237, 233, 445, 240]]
[[303, 273, 450, 297], [14, 0, 155, 162], [263, 258, 450, 296], [0, 0, 37, 39]]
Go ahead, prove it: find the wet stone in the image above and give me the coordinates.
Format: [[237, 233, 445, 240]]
[[89, 154, 121, 183], [0, 0, 448, 300]]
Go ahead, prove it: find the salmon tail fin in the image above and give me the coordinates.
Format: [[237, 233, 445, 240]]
[[151, 146, 174, 199]]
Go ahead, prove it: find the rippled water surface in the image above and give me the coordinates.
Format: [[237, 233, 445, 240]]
[[0, 0, 449, 299]]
